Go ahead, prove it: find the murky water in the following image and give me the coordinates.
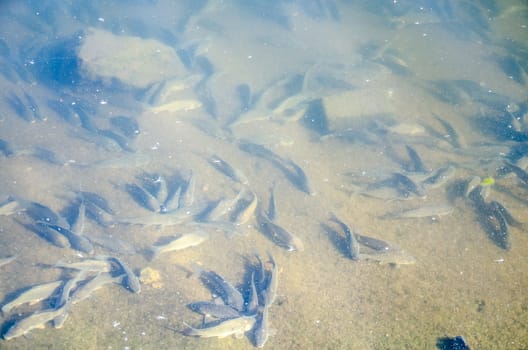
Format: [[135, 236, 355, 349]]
[[1, 1, 527, 349]]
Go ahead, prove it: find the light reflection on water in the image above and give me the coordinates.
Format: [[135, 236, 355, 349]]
[[0, 1, 527, 349]]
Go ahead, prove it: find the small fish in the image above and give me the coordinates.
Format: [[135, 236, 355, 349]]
[[420, 166, 456, 190], [71, 273, 124, 304], [203, 189, 245, 222], [267, 183, 277, 221], [110, 257, 141, 293], [390, 172, 426, 198], [208, 154, 249, 185], [329, 213, 360, 260], [150, 231, 209, 259], [245, 272, 259, 314], [179, 172, 196, 209], [2, 280, 63, 314], [114, 210, 195, 226], [188, 302, 241, 319], [0, 198, 23, 216], [432, 114, 464, 148], [263, 252, 279, 306], [504, 161, 528, 185], [149, 99, 202, 113], [405, 145, 427, 173], [3, 302, 70, 340], [358, 249, 416, 266], [253, 305, 271, 348], [126, 183, 162, 213], [198, 269, 245, 312], [53, 259, 113, 272], [382, 205, 454, 219], [38, 222, 94, 254], [231, 189, 258, 225], [257, 210, 304, 252], [356, 234, 391, 252], [183, 315, 256, 339], [0, 255, 16, 268]]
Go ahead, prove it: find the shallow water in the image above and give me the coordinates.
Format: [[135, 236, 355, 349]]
[[1, 1, 528, 349]]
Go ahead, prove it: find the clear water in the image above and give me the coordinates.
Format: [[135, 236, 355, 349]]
[[0, 1, 527, 349]]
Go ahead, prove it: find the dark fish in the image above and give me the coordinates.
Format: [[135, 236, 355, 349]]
[[489, 201, 523, 228], [267, 182, 277, 221], [421, 166, 456, 189], [239, 140, 314, 195], [24, 202, 68, 227], [23, 92, 44, 121], [38, 222, 94, 254], [77, 191, 115, 215], [468, 186, 510, 250], [23, 222, 70, 248], [432, 114, 463, 148], [0, 138, 15, 157], [503, 161, 528, 185], [329, 213, 360, 260], [106, 256, 141, 293], [125, 183, 161, 213], [356, 234, 392, 252], [6, 93, 31, 122], [257, 209, 304, 252], [390, 172, 426, 198], [405, 145, 427, 173], [109, 116, 140, 138], [198, 269, 245, 312]]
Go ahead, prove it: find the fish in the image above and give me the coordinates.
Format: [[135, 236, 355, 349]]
[[179, 172, 196, 209], [381, 205, 454, 219], [114, 210, 195, 226], [245, 272, 259, 315], [1, 280, 63, 314], [71, 273, 125, 304], [420, 166, 456, 190], [231, 189, 258, 225], [53, 259, 113, 272], [125, 183, 162, 213], [69, 200, 86, 236], [253, 305, 270, 348], [468, 185, 511, 250], [0, 138, 15, 157], [109, 115, 140, 138], [208, 154, 249, 185], [267, 183, 277, 221], [504, 161, 528, 185], [3, 302, 70, 340], [262, 252, 279, 306], [198, 269, 245, 312], [150, 231, 209, 259], [188, 302, 241, 319], [405, 145, 427, 173], [37, 222, 94, 254], [356, 234, 392, 252], [238, 140, 315, 195], [26, 222, 70, 249], [257, 209, 304, 252], [329, 213, 360, 260], [106, 257, 141, 293], [149, 99, 202, 113], [183, 315, 256, 339], [358, 249, 416, 266], [432, 114, 464, 148], [0, 255, 16, 268], [202, 189, 245, 222]]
